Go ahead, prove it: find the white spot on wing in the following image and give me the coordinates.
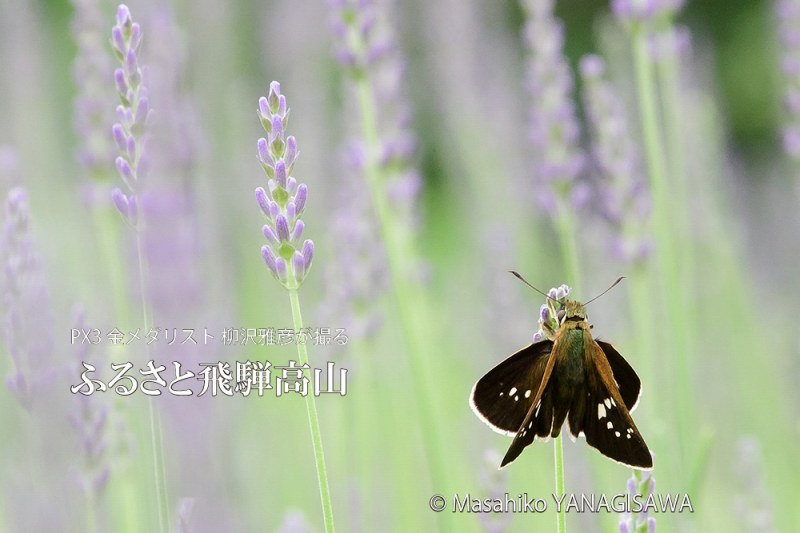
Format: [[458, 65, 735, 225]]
[[606, 421, 613, 429], [509, 387, 517, 396], [615, 431, 621, 437], [598, 404, 606, 419], [626, 434, 631, 439], [525, 390, 531, 398], [514, 395, 519, 401], [610, 398, 617, 407], [604, 398, 612, 409]]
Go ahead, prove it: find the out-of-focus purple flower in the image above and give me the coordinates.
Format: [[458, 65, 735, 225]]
[[110, 4, 151, 227], [521, 0, 585, 212], [580, 54, 651, 266], [612, 0, 686, 25], [68, 307, 110, 499], [256, 82, 314, 288], [777, 0, 800, 160], [1, 187, 55, 410], [71, 0, 116, 184], [619, 459, 657, 532], [276, 509, 313, 533], [329, 0, 422, 228]]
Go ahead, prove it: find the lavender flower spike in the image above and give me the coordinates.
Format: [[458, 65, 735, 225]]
[[777, 0, 800, 160], [110, 4, 150, 227], [522, 0, 584, 212], [580, 54, 651, 266], [618, 459, 657, 532], [2, 187, 55, 410], [255, 82, 314, 288]]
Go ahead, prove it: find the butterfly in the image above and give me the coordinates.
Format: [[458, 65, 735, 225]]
[[470, 274, 652, 469]]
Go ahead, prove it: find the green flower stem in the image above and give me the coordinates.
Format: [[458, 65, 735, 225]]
[[631, 24, 692, 469], [90, 203, 145, 532], [134, 231, 171, 533], [288, 284, 335, 533], [553, 197, 581, 533], [354, 70, 452, 512], [554, 434, 567, 533]]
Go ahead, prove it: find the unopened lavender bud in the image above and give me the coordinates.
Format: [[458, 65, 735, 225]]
[[115, 156, 133, 186], [111, 27, 126, 58], [111, 188, 129, 217], [292, 251, 305, 282], [261, 245, 277, 274], [533, 331, 543, 343], [286, 177, 297, 194], [125, 49, 139, 84], [302, 239, 314, 270], [286, 202, 296, 221], [285, 136, 298, 168], [267, 81, 281, 113], [114, 68, 127, 97], [112, 123, 127, 151], [548, 288, 558, 300], [540, 304, 551, 323], [294, 184, 307, 214], [125, 136, 137, 161], [129, 23, 142, 51], [262, 225, 279, 245], [275, 257, 289, 284], [116, 4, 131, 28], [275, 160, 287, 188], [269, 201, 280, 220], [291, 219, 304, 242], [276, 214, 290, 242], [134, 95, 149, 127], [255, 187, 270, 216]]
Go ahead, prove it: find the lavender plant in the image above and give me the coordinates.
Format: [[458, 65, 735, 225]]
[[579, 54, 651, 267], [612, 0, 695, 479], [521, 4, 583, 530], [110, 4, 149, 229], [1, 187, 54, 410], [776, 0, 800, 163], [108, 6, 170, 532], [328, 0, 451, 510], [254, 81, 333, 533], [619, 467, 657, 533], [69, 308, 110, 532], [521, 0, 585, 287]]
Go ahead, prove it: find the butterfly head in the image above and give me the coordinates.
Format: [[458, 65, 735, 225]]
[[560, 300, 587, 324]]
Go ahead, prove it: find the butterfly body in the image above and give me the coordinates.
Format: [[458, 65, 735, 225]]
[[470, 298, 653, 470]]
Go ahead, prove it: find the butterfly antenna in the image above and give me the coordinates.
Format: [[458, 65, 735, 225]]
[[584, 276, 625, 306], [508, 271, 556, 302]]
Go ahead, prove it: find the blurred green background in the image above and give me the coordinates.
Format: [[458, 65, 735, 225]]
[[0, 0, 798, 532]]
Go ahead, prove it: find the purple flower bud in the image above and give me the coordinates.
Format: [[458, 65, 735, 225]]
[[262, 224, 279, 245], [285, 136, 298, 168], [114, 68, 127, 97], [533, 331, 543, 343], [286, 202, 296, 221], [258, 96, 270, 120], [268, 81, 281, 112], [134, 95, 149, 127], [116, 4, 131, 27], [286, 177, 297, 194], [275, 257, 288, 284], [292, 251, 305, 282], [269, 201, 280, 220], [271, 116, 284, 143], [276, 214, 290, 242], [125, 49, 139, 79], [619, 521, 631, 533], [539, 304, 550, 323], [111, 27, 126, 57], [274, 160, 287, 188], [261, 245, 277, 274], [115, 156, 134, 186], [547, 288, 558, 300], [255, 187, 270, 216], [111, 188, 129, 217], [294, 184, 307, 214], [257, 137, 271, 165], [125, 136, 137, 162], [291, 219, 304, 242], [112, 123, 127, 152], [302, 239, 314, 270], [129, 23, 142, 52]]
